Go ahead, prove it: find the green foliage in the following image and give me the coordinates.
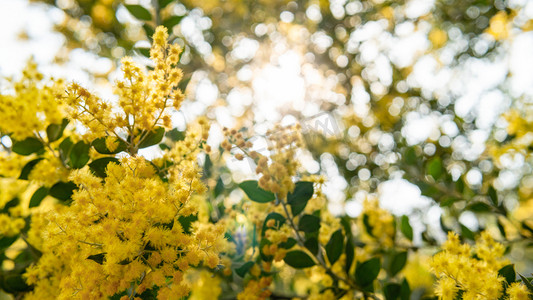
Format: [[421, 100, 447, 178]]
[[92, 137, 127, 154], [239, 180, 275, 203], [138, 127, 165, 149], [68, 141, 91, 169], [19, 158, 44, 180], [46, 119, 68, 143], [325, 229, 343, 265], [89, 157, 120, 178], [400, 215, 413, 241], [29, 186, 49, 208], [12, 137, 43, 155], [125, 4, 152, 21], [298, 214, 320, 233], [283, 250, 315, 268], [287, 181, 313, 215], [355, 257, 381, 288]]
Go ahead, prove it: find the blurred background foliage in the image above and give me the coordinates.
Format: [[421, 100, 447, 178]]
[[3, 0, 533, 298]]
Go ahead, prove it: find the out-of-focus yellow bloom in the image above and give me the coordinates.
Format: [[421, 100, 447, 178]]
[[0, 60, 65, 140], [508, 282, 531, 300], [486, 11, 511, 40], [431, 231, 513, 300], [359, 198, 395, 248]]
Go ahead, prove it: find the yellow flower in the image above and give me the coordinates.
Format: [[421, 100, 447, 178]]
[[508, 282, 531, 300]]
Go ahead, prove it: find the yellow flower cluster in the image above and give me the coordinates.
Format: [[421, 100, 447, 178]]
[[64, 26, 185, 152], [0, 213, 25, 237], [0, 178, 29, 238], [359, 198, 395, 248], [223, 124, 303, 198], [430, 231, 528, 300], [24, 155, 226, 299], [0, 60, 65, 140], [237, 277, 273, 300], [27, 152, 70, 187], [187, 270, 223, 300]]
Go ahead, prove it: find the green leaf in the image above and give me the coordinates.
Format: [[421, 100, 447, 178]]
[[19, 158, 43, 180], [298, 214, 320, 233], [426, 157, 443, 180], [440, 196, 460, 207], [178, 214, 197, 234], [400, 279, 411, 300], [68, 141, 91, 169], [0, 272, 31, 293], [455, 177, 465, 193], [92, 137, 127, 154], [467, 202, 492, 212], [125, 4, 152, 21], [46, 118, 68, 142], [143, 24, 155, 39], [0, 236, 18, 251], [87, 253, 106, 264], [166, 128, 186, 141], [158, 0, 174, 9], [235, 261, 254, 277], [400, 215, 413, 241], [460, 224, 475, 240], [488, 185, 498, 206], [135, 47, 150, 58], [214, 177, 224, 198], [345, 239, 354, 275], [49, 181, 77, 202], [384, 283, 401, 300], [239, 180, 275, 203], [388, 251, 408, 277], [0, 198, 19, 214], [304, 236, 318, 255], [12, 137, 43, 155], [279, 238, 297, 249], [29, 186, 49, 208], [325, 229, 343, 265], [497, 218, 507, 238], [262, 212, 285, 235], [362, 214, 374, 237], [355, 257, 381, 287], [287, 181, 314, 216], [163, 15, 184, 30], [518, 274, 533, 293], [59, 136, 74, 161], [404, 147, 417, 165], [138, 127, 165, 149], [178, 75, 191, 91], [89, 157, 119, 178], [283, 250, 316, 268], [498, 264, 516, 284]]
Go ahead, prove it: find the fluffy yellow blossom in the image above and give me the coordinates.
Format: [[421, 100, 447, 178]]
[[63, 26, 185, 154], [24, 155, 225, 299], [430, 231, 510, 300], [20, 27, 226, 299], [0, 60, 65, 140], [359, 198, 395, 247], [188, 270, 222, 300], [0, 213, 25, 237], [508, 282, 531, 300]]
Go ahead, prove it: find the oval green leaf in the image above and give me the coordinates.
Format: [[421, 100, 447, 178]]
[[284, 250, 316, 268], [239, 180, 275, 203]]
